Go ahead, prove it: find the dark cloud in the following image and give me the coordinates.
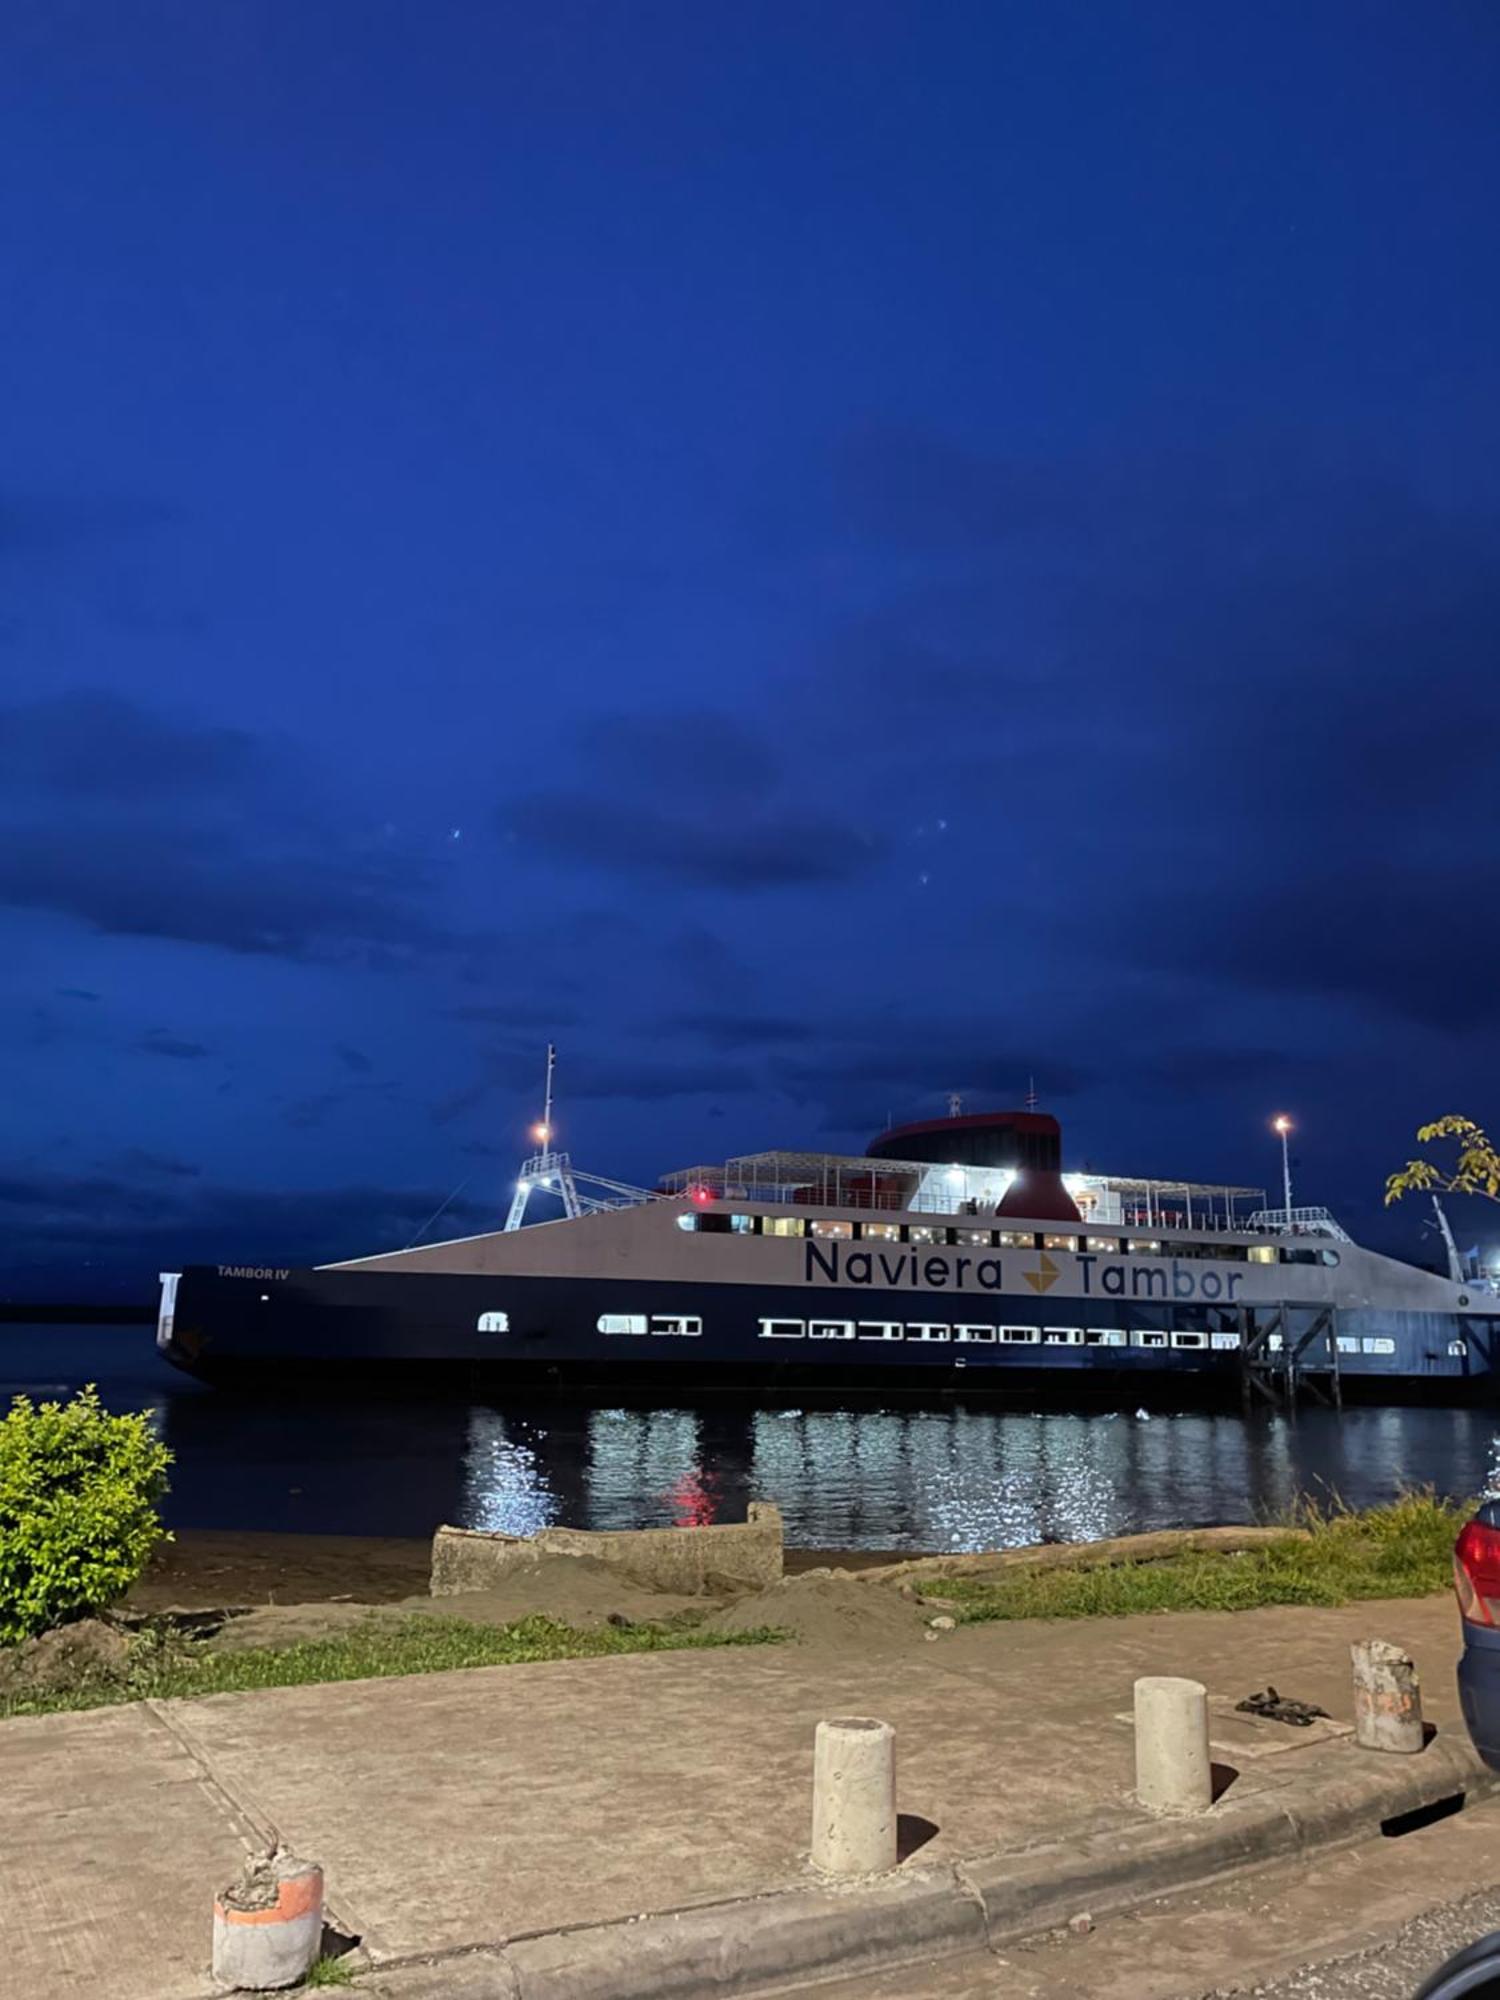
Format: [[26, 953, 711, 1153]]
[[283, 1090, 346, 1131], [771, 1028, 1091, 1136], [670, 1011, 816, 1050], [451, 1001, 581, 1029], [0, 692, 471, 966], [0, 689, 259, 799], [433, 1048, 756, 1125], [110, 1148, 201, 1179], [1117, 866, 1500, 1033], [55, 986, 100, 1001], [576, 710, 778, 806], [138, 1030, 210, 1060], [829, 428, 1500, 1034], [500, 708, 883, 891], [335, 1044, 374, 1073], [0, 1166, 497, 1301], [503, 792, 880, 889]]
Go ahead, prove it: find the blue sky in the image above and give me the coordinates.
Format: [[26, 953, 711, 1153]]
[[3, 1, 1499, 1294]]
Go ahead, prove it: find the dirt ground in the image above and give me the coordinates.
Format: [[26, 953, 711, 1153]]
[[114, 1530, 940, 1656], [127, 1528, 919, 1613]]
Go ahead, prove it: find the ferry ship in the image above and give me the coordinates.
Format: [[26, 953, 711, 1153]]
[[159, 1084, 1497, 1404]]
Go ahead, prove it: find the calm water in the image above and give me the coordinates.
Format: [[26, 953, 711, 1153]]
[[7, 1322, 1498, 1551]]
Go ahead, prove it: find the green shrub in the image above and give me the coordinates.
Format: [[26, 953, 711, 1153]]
[[0, 1385, 172, 1644]]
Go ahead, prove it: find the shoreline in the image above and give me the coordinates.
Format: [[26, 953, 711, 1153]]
[[128, 1527, 922, 1610]]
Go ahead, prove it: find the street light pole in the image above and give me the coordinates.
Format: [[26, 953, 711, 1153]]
[[1273, 1116, 1293, 1229]]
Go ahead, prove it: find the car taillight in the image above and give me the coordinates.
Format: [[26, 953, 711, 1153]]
[[1454, 1518, 1500, 1626]]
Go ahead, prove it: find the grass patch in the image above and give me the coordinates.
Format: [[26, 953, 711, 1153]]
[[944, 1493, 1469, 1624], [0, 1612, 784, 1720], [301, 1954, 356, 1989]]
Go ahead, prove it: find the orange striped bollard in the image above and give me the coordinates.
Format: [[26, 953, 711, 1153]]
[[212, 1849, 324, 1990]]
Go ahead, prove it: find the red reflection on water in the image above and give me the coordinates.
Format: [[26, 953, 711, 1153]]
[[663, 1468, 719, 1526]]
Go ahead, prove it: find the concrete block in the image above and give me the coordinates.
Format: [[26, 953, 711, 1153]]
[[1352, 1638, 1424, 1754], [811, 1717, 897, 1877], [1134, 1676, 1212, 1815], [430, 1502, 783, 1598], [211, 1849, 323, 1991]]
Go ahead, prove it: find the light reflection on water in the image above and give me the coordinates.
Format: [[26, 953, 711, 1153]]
[[3, 1327, 1496, 1548], [457, 1401, 1495, 1553]]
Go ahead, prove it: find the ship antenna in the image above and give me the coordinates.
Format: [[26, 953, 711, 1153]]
[[947, 1092, 963, 1118], [1025, 1074, 1038, 1112], [541, 1042, 556, 1146]]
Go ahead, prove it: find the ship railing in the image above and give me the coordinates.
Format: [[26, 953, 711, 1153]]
[[1244, 1206, 1354, 1243]]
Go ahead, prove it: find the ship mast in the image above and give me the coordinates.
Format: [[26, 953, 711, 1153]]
[[503, 1046, 655, 1230], [505, 1043, 583, 1229]]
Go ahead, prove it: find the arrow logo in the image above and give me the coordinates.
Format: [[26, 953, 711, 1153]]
[[1024, 1253, 1060, 1295]]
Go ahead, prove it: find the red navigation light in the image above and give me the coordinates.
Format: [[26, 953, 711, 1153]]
[[1455, 1517, 1500, 1626], [691, 1185, 712, 1207]]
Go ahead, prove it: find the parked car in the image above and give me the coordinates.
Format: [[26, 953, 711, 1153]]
[[1454, 1503, 1500, 1772]]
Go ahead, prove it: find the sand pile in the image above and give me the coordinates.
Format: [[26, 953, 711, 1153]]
[[0, 1618, 133, 1695], [207, 1550, 717, 1651], [703, 1570, 926, 1651]]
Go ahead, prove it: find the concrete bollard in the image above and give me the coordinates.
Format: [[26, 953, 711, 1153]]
[[1351, 1639, 1424, 1754], [1134, 1676, 1212, 1815], [811, 1717, 897, 1876], [212, 1849, 324, 1991]]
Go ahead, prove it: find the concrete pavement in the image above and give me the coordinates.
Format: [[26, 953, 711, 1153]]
[[1, 1593, 1479, 1998]]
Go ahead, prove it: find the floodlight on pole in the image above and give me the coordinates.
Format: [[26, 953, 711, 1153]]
[[1271, 1116, 1294, 1229]]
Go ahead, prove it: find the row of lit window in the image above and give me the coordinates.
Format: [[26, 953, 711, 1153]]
[[675, 1213, 1338, 1265], [474, 1311, 1453, 1357], [756, 1319, 1239, 1349]]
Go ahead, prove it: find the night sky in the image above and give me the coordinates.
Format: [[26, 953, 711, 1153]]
[[4, 3, 1499, 1300]]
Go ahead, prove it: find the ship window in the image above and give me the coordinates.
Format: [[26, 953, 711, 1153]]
[[1135, 1330, 1168, 1348], [1001, 1325, 1039, 1344], [762, 1216, 804, 1238], [1210, 1332, 1241, 1351], [598, 1313, 647, 1335], [1128, 1239, 1162, 1255], [1085, 1327, 1126, 1346], [1087, 1237, 1121, 1254], [477, 1311, 510, 1333], [1319, 1249, 1341, 1267], [1043, 1326, 1082, 1345], [1450, 1340, 1469, 1358], [906, 1323, 950, 1341], [651, 1314, 701, 1336], [857, 1321, 903, 1341], [809, 1318, 856, 1339], [1170, 1330, 1207, 1350], [998, 1231, 1036, 1249], [908, 1225, 948, 1245], [1044, 1235, 1080, 1252], [810, 1219, 854, 1240], [1266, 1333, 1284, 1351], [1248, 1244, 1277, 1264], [1363, 1336, 1396, 1355], [730, 1214, 756, 1234], [1336, 1336, 1359, 1354], [860, 1221, 901, 1241], [676, 1214, 699, 1232], [758, 1318, 804, 1339], [955, 1324, 996, 1343], [955, 1227, 993, 1247]]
